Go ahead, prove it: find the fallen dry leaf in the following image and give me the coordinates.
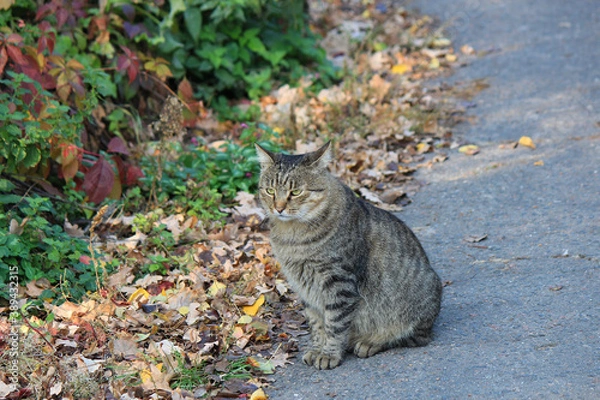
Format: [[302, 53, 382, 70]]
[[391, 63, 412, 75], [499, 141, 518, 149], [243, 294, 265, 317], [111, 338, 139, 360], [250, 388, 268, 400], [9, 218, 26, 235], [0, 381, 16, 398], [518, 136, 536, 149], [460, 44, 476, 55], [128, 287, 150, 304], [458, 144, 480, 155], [464, 233, 488, 243], [358, 187, 383, 204], [64, 218, 85, 238], [368, 74, 391, 102]]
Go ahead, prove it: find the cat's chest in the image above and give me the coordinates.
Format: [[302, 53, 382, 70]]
[[273, 247, 336, 309]]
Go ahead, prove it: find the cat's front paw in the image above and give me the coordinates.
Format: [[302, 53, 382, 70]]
[[302, 350, 341, 370]]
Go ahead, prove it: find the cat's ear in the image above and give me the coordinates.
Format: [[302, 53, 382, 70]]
[[306, 141, 333, 169], [255, 143, 275, 167]]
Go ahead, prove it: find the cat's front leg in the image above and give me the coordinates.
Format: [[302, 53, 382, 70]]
[[303, 301, 356, 369], [302, 307, 331, 367]]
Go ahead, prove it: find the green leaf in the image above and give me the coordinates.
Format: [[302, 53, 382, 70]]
[[266, 50, 287, 66], [215, 69, 235, 87], [246, 36, 267, 56], [22, 145, 41, 169], [157, 32, 184, 54], [0, 179, 16, 193], [184, 7, 202, 43], [0, 194, 22, 204], [12, 145, 26, 163]]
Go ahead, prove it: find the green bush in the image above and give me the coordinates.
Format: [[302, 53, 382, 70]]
[[0, 183, 108, 303], [0, 0, 326, 301], [114, 0, 338, 106], [137, 122, 280, 217]]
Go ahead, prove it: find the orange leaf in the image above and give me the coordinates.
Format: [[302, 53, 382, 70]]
[[62, 157, 79, 181]]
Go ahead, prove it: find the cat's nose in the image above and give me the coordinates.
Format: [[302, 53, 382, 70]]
[[274, 202, 286, 213]]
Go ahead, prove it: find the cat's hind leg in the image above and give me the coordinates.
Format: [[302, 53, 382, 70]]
[[350, 319, 434, 358], [396, 322, 434, 347], [353, 342, 383, 358]]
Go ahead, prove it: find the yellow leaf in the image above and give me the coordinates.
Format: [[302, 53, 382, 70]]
[[429, 57, 440, 69], [518, 136, 536, 149], [250, 388, 268, 400], [66, 59, 84, 70], [458, 144, 480, 156], [445, 54, 457, 62], [237, 315, 253, 324], [391, 63, 411, 75], [128, 288, 150, 304], [178, 306, 189, 316], [0, 0, 15, 11], [242, 294, 265, 316], [534, 160, 544, 166], [140, 369, 152, 384], [208, 281, 226, 297], [416, 142, 430, 154], [461, 44, 476, 55]]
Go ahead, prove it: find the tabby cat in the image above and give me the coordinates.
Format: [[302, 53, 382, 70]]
[[255, 142, 442, 370]]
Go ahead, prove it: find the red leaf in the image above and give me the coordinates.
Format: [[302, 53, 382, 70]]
[[82, 157, 115, 204], [79, 255, 91, 265], [178, 78, 194, 101], [125, 165, 144, 186], [107, 136, 130, 155], [111, 154, 126, 182], [56, 8, 69, 29], [6, 33, 24, 45], [37, 21, 56, 54], [6, 44, 27, 66], [35, 2, 56, 21], [117, 46, 140, 84]]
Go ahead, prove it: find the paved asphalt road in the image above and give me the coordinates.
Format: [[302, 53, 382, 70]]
[[270, 0, 599, 398]]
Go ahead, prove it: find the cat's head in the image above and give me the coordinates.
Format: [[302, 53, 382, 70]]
[[255, 142, 333, 223]]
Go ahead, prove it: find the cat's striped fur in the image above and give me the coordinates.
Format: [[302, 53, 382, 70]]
[[255, 142, 442, 369]]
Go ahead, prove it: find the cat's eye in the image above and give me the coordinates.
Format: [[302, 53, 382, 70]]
[[290, 189, 303, 196], [265, 188, 275, 196]]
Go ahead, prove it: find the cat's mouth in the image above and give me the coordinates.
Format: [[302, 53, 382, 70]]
[[272, 212, 295, 221]]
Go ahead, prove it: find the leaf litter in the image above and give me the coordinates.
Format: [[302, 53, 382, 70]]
[[0, 1, 481, 399]]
